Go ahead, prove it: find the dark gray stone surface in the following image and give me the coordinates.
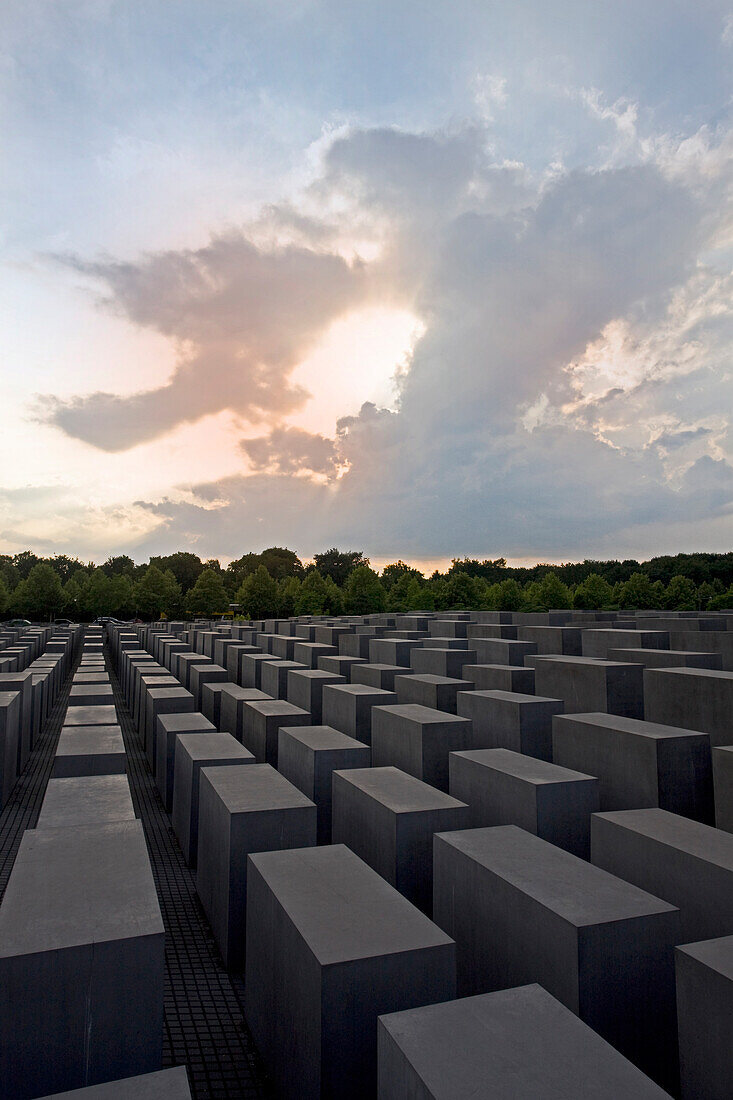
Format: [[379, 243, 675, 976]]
[[377, 984, 670, 1100], [394, 673, 472, 714], [448, 747, 599, 857], [0, 690, 20, 808], [351, 663, 414, 691], [260, 658, 305, 700], [553, 713, 713, 821], [144, 687, 194, 765], [321, 682, 398, 744], [52, 727, 126, 778], [241, 699, 310, 765], [644, 667, 733, 746], [0, 821, 164, 1099], [608, 647, 723, 670], [172, 732, 254, 867], [287, 668, 345, 724], [583, 629, 669, 658], [68, 684, 114, 707], [533, 657, 644, 718], [460, 663, 535, 694], [196, 764, 316, 968], [37, 775, 135, 828], [155, 712, 215, 812], [218, 684, 269, 741], [456, 690, 563, 760], [277, 724, 370, 843], [332, 766, 469, 913], [713, 746, 733, 833], [37, 1066, 192, 1098], [63, 705, 118, 727], [372, 703, 473, 791], [433, 825, 680, 1092], [591, 807, 733, 942], [675, 934, 733, 1100], [410, 648, 477, 679], [244, 844, 456, 1099]]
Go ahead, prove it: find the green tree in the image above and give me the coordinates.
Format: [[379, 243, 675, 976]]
[[109, 575, 134, 617], [294, 570, 331, 615], [21, 563, 64, 619], [617, 572, 660, 610], [236, 566, 279, 619], [101, 554, 136, 578], [381, 561, 423, 591], [62, 578, 82, 619], [665, 575, 697, 611], [149, 552, 203, 593], [311, 548, 367, 587], [708, 586, 733, 610], [443, 570, 480, 610], [80, 569, 114, 617], [496, 578, 524, 612], [344, 566, 387, 614], [278, 576, 302, 617], [186, 568, 229, 617], [534, 571, 573, 610], [134, 565, 181, 619], [0, 576, 9, 616], [405, 576, 434, 611], [573, 573, 614, 610]]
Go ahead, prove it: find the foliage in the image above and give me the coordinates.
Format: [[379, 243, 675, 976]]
[[0, 577, 9, 616], [18, 563, 64, 619], [664, 575, 697, 611], [343, 566, 387, 614], [149, 552, 204, 593], [134, 565, 181, 619], [186, 568, 229, 617], [236, 566, 280, 619], [381, 561, 423, 591], [573, 573, 614, 610], [311, 548, 367, 587]]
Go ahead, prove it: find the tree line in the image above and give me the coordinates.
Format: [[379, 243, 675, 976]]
[[1, 547, 732, 622]]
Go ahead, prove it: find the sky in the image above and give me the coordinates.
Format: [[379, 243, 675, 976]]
[[1, 0, 732, 571]]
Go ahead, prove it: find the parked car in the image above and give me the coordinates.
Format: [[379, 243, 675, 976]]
[[53, 618, 74, 627], [5, 618, 31, 628]]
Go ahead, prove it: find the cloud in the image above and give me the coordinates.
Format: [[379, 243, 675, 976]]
[[39, 111, 733, 559], [40, 234, 371, 449]]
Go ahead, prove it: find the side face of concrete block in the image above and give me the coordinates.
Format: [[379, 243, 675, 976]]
[[277, 725, 370, 844], [37, 775, 135, 829], [644, 667, 733, 746], [675, 935, 733, 1100], [371, 704, 473, 791], [244, 844, 456, 1100], [321, 684, 398, 745], [171, 733, 254, 867]]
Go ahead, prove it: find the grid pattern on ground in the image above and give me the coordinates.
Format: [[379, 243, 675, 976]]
[[107, 646, 272, 1100], [0, 641, 81, 901]]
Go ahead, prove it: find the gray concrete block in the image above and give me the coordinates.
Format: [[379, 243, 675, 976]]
[[553, 713, 713, 821], [218, 684, 269, 741], [591, 808, 733, 943], [36, 1065, 191, 1099], [321, 683, 397, 744], [155, 712, 215, 812], [241, 699, 311, 765], [52, 727, 126, 778], [0, 691, 20, 809], [608, 647, 723, 670], [172, 732, 254, 867], [713, 746, 733, 833], [260, 659, 305, 700], [37, 775, 135, 829], [244, 844, 456, 1100], [371, 704, 473, 791], [460, 663, 535, 694], [644, 667, 733, 746], [449, 748, 599, 857], [277, 724, 370, 843], [292, 641, 338, 668], [0, 672, 34, 771], [369, 638, 423, 667], [534, 657, 644, 718], [317, 654, 366, 678], [583, 629, 670, 658], [144, 686, 195, 765], [410, 648, 477, 679], [456, 689, 563, 761], [201, 681, 226, 727], [0, 821, 164, 1099], [352, 663, 415, 691], [286, 668, 345, 723], [189, 663, 228, 710], [675, 934, 733, 1100], [239, 652, 276, 689], [394, 673, 472, 714], [63, 705, 118, 726], [433, 825, 680, 1092], [377, 984, 670, 1100], [472, 638, 537, 665], [332, 767, 469, 913], [67, 684, 114, 707], [224, 644, 260, 685], [196, 764, 316, 968]]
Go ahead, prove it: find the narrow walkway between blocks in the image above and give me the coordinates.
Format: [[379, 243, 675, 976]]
[[0, 645, 80, 901], [105, 644, 273, 1100]]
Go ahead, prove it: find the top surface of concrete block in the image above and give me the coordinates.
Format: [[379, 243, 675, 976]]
[[37, 1065, 193, 1099], [378, 984, 669, 1100], [676, 933, 733, 979], [176, 732, 253, 761], [158, 712, 216, 733], [201, 762, 314, 813], [453, 747, 594, 785], [378, 703, 469, 726], [0, 820, 163, 956], [556, 712, 707, 740], [248, 844, 453, 966], [437, 825, 677, 926], [37, 775, 135, 828], [594, 808, 733, 870], [278, 724, 366, 751], [336, 766, 466, 814], [63, 705, 117, 726]]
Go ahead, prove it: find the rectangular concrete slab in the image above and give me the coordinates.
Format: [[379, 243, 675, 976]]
[[37, 775, 135, 828], [277, 724, 371, 843], [591, 807, 733, 943], [644, 667, 733, 746], [449, 747, 599, 857], [675, 934, 733, 1100], [321, 682, 398, 744], [377, 984, 670, 1100], [553, 713, 713, 821], [196, 763, 316, 968], [52, 727, 126, 778], [0, 821, 164, 1099], [37, 1066, 192, 1099], [155, 712, 215, 812], [245, 844, 456, 1100], [240, 699, 310, 765], [433, 824, 680, 1092], [63, 705, 118, 727], [372, 704, 473, 791], [456, 689, 563, 761], [332, 766, 469, 913]]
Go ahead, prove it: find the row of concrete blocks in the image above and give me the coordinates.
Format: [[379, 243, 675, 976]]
[[0, 631, 178, 1099], [0, 624, 82, 809], [114, 626, 733, 1096]]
